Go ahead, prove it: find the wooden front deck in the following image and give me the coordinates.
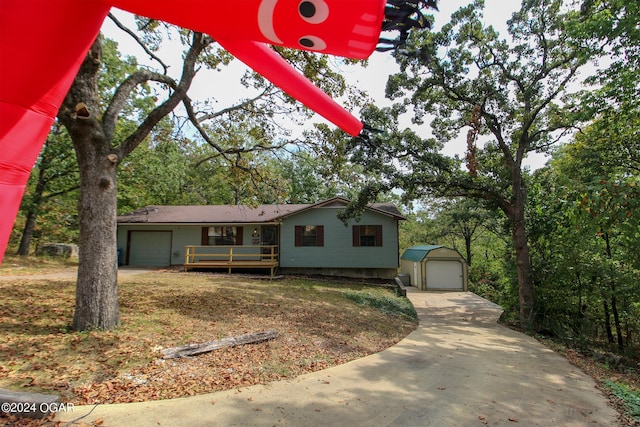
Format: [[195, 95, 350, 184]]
[[184, 245, 279, 276]]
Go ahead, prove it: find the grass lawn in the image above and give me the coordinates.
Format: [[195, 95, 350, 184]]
[[0, 263, 417, 406]]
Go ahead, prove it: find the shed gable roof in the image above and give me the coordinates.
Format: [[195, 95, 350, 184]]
[[117, 197, 405, 224], [400, 245, 443, 262]]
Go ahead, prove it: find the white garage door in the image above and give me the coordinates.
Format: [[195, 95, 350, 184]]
[[425, 260, 463, 290], [129, 231, 172, 267]]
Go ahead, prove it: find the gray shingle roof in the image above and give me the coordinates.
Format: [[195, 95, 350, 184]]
[[117, 197, 405, 224], [117, 204, 308, 223]]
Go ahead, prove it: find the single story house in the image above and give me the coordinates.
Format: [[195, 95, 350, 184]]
[[400, 245, 468, 291], [117, 197, 405, 278]]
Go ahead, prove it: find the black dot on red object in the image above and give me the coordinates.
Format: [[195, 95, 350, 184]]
[[299, 2, 316, 18], [299, 38, 314, 48]]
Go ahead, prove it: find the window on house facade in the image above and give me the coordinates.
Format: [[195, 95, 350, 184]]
[[352, 225, 383, 247], [294, 225, 324, 247], [201, 226, 243, 245]]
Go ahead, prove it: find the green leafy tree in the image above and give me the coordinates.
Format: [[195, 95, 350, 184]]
[[345, 0, 594, 327], [399, 209, 441, 251], [433, 198, 490, 266], [398, 197, 490, 266], [526, 128, 639, 352], [571, 0, 640, 175], [574, 0, 639, 117], [519, 1, 639, 346], [525, 166, 595, 342], [174, 143, 244, 206], [272, 148, 371, 203], [117, 122, 193, 211], [575, 177, 640, 351], [15, 124, 79, 255]]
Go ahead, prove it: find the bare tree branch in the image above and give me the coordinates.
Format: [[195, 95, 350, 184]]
[[181, 95, 231, 158], [107, 13, 169, 74], [117, 32, 209, 160], [103, 70, 177, 141], [196, 87, 275, 122]]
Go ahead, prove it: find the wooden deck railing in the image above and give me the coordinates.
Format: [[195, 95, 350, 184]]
[[184, 245, 279, 276]]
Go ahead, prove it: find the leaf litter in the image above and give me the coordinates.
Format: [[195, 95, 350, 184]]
[[0, 272, 416, 416]]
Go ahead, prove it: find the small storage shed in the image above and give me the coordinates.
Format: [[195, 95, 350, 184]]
[[400, 245, 468, 291]]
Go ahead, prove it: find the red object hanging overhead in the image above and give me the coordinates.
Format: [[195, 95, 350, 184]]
[[0, 0, 390, 261], [108, 0, 387, 60]]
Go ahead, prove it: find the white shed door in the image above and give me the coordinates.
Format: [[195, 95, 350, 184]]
[[425, 260, 463, 290], [129, 231, 171, 266]]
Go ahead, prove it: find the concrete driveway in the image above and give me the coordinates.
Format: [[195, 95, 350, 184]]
[[57, 289, 619, 426]]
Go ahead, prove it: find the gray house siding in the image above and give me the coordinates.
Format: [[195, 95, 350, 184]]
[[279, 207, 399, 277], [117, 224, 259, 266], [117, 199, 403, 278]]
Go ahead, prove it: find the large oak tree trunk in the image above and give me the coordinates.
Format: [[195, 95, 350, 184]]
[[512, 213, 534, 327], [505, 162, 535, 328], [72, 136, 120, 330], [59, 37, 120, 330]]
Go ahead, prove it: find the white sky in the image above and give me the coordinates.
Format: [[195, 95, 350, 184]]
[[102, 1, 551, 170]]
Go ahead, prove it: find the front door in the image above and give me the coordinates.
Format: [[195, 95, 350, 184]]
[[261, 225, 278, 258]]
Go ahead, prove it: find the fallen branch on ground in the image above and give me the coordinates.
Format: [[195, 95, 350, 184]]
[[161, 330, 279, 359]]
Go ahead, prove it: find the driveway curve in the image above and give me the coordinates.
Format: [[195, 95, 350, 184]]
[[57, 289, 619, 426]]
